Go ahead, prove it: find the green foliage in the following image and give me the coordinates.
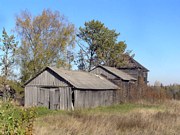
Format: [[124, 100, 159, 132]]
[[0, 28, 18, 101], [0, 77, 24, 100], [34, 107, 59, 117], [15, 9, 76, 83], [78, 103, 162, 114], [0, 28, 18, 79], [77, 20, 127, 71], [7, 80, 24, 98], [76, 49, 86, 71], [0, 102, 36, 134]]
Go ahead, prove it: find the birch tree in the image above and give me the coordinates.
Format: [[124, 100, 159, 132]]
[[15, 9, 76, 83]]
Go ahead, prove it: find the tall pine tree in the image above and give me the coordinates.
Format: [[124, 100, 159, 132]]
[[77, 20, 127, 71]]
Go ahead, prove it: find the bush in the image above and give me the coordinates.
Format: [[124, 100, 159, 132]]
[[0, 102, 36, 134]]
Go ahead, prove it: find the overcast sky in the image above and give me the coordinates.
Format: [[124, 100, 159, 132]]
[[0, 0, 180, 85]]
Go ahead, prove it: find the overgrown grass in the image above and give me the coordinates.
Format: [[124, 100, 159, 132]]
[[34, 100, 180, 135], [34, 107, 58, 117], [84, 102, 163, 114], [1, 100, 180, 135], [33, 102, 163, 119]]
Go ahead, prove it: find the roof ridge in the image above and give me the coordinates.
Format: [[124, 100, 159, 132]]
[[45, 66, 119, 90], [97, 65, 137, 81]]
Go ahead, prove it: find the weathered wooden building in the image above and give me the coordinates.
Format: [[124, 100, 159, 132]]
[[90, 65, 137, 101], [24, 67, 119, 110], [118, 55, 149, 84]]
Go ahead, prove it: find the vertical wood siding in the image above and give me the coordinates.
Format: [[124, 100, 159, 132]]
[[120, 69, 148, 84], [91, 67, 130, 102], [25, 86, 118, 110], [25, 86, 38, 107], [26, 69, 68, 87], [91, 67, 139, 102], [55, 87, 72, 110], [120, 69, 139, 79], [25, 86, 72, 110], [74, 89, 115, 108]]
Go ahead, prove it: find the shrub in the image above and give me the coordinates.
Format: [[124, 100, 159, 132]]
[[0, 102, 36, 134]]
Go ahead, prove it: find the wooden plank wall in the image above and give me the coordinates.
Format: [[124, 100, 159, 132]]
[[74, 89, 115, 109], [54, 89, 60, 109], [24, 87, 29, 107], [25, 86, 118, 110], [36, 87, 72, 110], [26, 86, 72, 110], [59, 87, 72, 110], [26, 69, 68, 87], [25, 86, 38, 107], [119, 69, 138, 79], [91, 67, 137, 101], [120, 69, 148, 84], [110, 80, 129, 102], [37, 88, 49, 108]]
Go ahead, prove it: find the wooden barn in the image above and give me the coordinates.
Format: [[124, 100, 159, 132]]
[[24, 67, 119, 110], [118, 55, 149, 84], [90, 65, 137, 101]]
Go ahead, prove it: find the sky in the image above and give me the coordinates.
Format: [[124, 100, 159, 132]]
[[0, 0, 180, 85]]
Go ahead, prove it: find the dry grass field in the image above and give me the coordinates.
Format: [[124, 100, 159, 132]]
[[34, 100, 180, 135]]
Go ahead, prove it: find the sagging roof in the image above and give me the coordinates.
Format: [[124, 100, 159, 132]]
[[25, 67, 119, 90], [95, 65, 137, 81], [119, 55, 149, 72]]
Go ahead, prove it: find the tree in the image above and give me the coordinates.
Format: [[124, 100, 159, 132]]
[[15, 9, 76, 83], [66, 50, 74, 70], [76, 49, 86, 71], [0, 28, 18, 101], [77, 20, 127, 71]]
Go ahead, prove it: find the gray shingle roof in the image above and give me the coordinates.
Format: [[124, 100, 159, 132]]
[[48, 67, 119, 90], [97, 65, 137, 81]]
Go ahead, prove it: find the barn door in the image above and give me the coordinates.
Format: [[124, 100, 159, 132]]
[[49, 89, 60, 110], [39, 88, 59, 109], [39, 88, 50, 108]]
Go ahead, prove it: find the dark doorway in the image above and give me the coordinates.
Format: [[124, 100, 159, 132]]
[[72, 90, 75, 107]]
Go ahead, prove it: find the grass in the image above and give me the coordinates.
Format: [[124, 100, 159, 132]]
[[33, 100, 180, 135], [33, 102, 163, 119], [84, 102, 163, 114], [1, 100, 179, 135], [34, 107, 61, 117]]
